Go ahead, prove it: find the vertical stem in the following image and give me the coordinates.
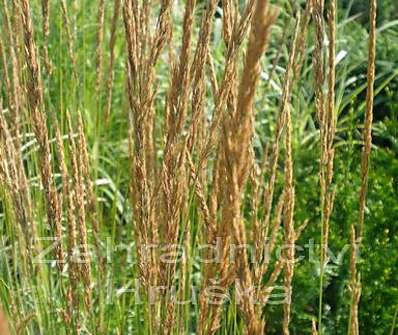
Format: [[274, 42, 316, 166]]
[[348, 0, 377, 334]]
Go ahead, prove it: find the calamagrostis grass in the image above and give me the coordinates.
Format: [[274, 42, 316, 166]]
[[20, 0, 64, 269], [95, 0, 105, 97], [311, 0, 338, 331], [104, 0, 121, 122], [41, 0, 51, 72], [0, 0, 380, 334], [349, 0, 377, 334], [0, 308, 10, 335], [281, 14, 301, 335]]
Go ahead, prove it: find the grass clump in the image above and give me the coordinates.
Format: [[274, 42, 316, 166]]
[[0, 0, 396, 334]]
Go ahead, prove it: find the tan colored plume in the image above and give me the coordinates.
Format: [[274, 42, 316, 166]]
[[0, 309, 10, 335]]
